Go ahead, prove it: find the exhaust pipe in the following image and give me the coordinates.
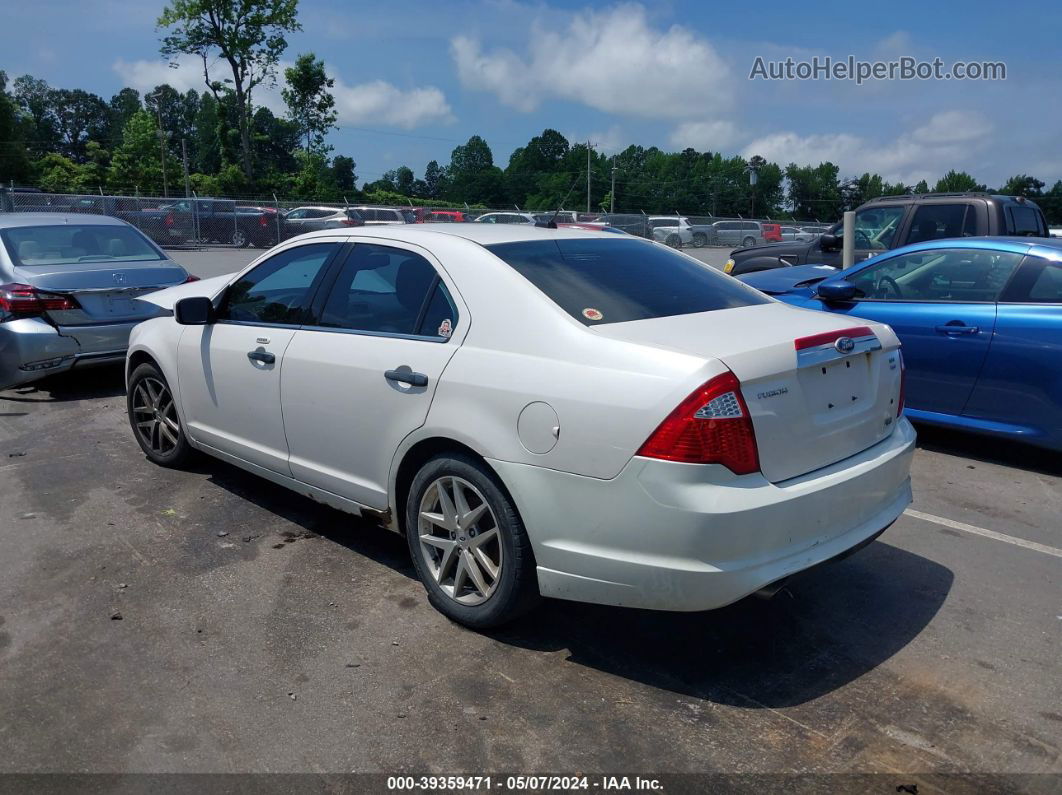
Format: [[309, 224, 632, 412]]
[[754, 577, 789, 600]]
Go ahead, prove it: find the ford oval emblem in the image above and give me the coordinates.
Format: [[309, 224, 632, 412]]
[[835, 336, 855, 354]]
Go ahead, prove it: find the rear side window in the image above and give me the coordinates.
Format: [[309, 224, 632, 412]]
[[486, 238, 769, 326], [317, 243, 448, 337], [1007, 206, 1046, 237], [908, 204, 967, 244]]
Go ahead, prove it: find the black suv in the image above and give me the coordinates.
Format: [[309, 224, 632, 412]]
[[725, 193, 1049, 276]]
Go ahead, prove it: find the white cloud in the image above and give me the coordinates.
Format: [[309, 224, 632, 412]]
[[452, 3, 732, 119], [741, 110, 995, 185], [112, 56, 453, 129], [331, 79, 453, 129], [669, 120, 739, 151]]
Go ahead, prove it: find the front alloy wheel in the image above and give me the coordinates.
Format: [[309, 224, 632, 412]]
[[127, 362, 194, 467], [231, 227, 249, 248]]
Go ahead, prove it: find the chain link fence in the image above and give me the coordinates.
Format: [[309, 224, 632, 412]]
[[0, 188, 836, 251]]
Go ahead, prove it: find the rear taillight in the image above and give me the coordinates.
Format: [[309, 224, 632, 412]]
[[164, 212, 175, 228], [340, 218, 358, 226], [0, 283, 80, 317], [897, 350, 906, 417], [183, 275, 200, 283], [259, 215, 269, 227], [637, 371, 760, 475]]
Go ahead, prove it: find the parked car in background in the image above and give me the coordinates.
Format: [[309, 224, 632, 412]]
[[281, 206, 364, 239], [473, 212, 538, 225], [800, 224, 833, 235], [1049, 226, 1062, 238], [125, 224, 912, 629], [725, 194, 1049, 276], [556, 223, 629, 234], [349, 207, 414, 225], [423, 210, 466, 223], [0, 214, 193, 390], [780, 225, 818, 242], [738, 236, 1062, 450], [647, 216, 693, 248], [119, 198, 278, 249], [710, 220, 765, 249], [761, 223, 783, 243], [532, 211, 605, 225]]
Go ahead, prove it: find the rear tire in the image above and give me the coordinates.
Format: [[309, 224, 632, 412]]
[[665, 233, 682, 249], [742, 235, 756, 247], [231, 227, 250, 248], [692, 232, 707, 248], [127, 362, 195, 468], [406, 453, 540, 629]]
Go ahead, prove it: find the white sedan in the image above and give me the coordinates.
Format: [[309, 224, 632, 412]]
[[126, 225, 915, 628]]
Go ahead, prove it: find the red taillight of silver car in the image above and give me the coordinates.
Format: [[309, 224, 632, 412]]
[[0, 283, 80, 318], [637, 370, 760, 474]]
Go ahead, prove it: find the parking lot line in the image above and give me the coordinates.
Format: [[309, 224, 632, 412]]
[[905, 508, 1062, 559]]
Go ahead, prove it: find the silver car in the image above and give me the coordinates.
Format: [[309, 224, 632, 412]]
[[0, 214, 191, 390]]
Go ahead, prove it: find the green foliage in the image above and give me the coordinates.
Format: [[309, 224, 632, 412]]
[[0, 75, 32, 183], [933, 170, 986, 193], [158, 0, 302, 178], [107, 110, 181, 195], [282, 53, 336, 153], [999, 174, 1045, 197]]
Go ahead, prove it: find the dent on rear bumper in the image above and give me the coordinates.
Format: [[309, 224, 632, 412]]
[[0, 318, 79, 389], [490, 418, 916, 611]]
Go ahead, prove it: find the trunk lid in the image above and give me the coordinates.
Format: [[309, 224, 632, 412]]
[[13, 261, 189, 324], [592, 303, 903, 482]]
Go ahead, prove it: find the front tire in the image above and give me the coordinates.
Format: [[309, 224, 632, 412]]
[[231, 227, 250, 248], [127, 362, 194, 468], [406, 454, 539, 629]]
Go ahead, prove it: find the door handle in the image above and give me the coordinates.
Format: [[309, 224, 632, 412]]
[[385, 369, 428, 387], [247, 350, 276, 364], [934, 324, 979, 336]]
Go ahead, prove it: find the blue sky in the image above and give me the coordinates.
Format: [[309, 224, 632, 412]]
[[3, 0, 1060, 190]]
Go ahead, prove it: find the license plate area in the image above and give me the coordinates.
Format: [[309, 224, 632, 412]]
[[799, 353, 873, 419]]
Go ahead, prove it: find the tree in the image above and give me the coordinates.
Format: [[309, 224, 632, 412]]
[[12, 75, 59, 156], [108, 110, 181, 195], [0, 73, 32, 184], [108, 88, 142, 143], [393, 165, 414, 196], [282, 52, 336, 153], [1000, 174, 1045, 198], [331, 155, 356, 195], [51, 89, 110, 161], [448, 135, 504, 204], [785, 162, 842, 220], [933, 170, 985, 193], [158, 0, 302, 180], [423, 159, 446, 199]]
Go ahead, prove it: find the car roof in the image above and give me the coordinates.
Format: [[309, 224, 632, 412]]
[[294, 222, 630, 246], [0, 213, 131, 229], [855, 236, 1062, 266]]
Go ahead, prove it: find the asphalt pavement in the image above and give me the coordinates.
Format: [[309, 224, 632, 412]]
[[0, 246, 1058, 784]]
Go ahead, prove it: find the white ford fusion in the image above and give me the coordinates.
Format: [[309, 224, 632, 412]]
[[126, 225, 914, 628]]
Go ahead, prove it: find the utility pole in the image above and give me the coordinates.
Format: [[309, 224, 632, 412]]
[[586, 141, 591, 214], [610, 159, 617, 214], [147, 91, 169, 198], [181, 138, 191, 198]]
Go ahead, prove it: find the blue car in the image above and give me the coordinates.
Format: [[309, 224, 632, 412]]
[[738, 237, 1062, 450]]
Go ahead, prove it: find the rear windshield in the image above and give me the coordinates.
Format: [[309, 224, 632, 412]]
[[486, 238, 769, 325], [2, 224, 164, 267]]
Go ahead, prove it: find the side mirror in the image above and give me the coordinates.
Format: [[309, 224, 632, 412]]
[[174, 295, 215, 325], [816, 280, 858, 303], [819, 233, 840, 250]]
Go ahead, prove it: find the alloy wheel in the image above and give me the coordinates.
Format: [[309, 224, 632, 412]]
[[417, 476, 503, 606], [131, 377, 180, 456]]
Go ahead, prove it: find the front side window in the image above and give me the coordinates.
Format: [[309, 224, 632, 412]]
[[317, 244, 450, 337], [1, 224, 165, 266], [487, 238, 769, 326], [846, 248, 1023, 302], [219, 243, 336, 325], [851, 206, 906, 249]]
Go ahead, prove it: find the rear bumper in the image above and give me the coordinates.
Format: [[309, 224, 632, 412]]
[[0, 318, 137, 390], [491, 418, 916, 611]]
